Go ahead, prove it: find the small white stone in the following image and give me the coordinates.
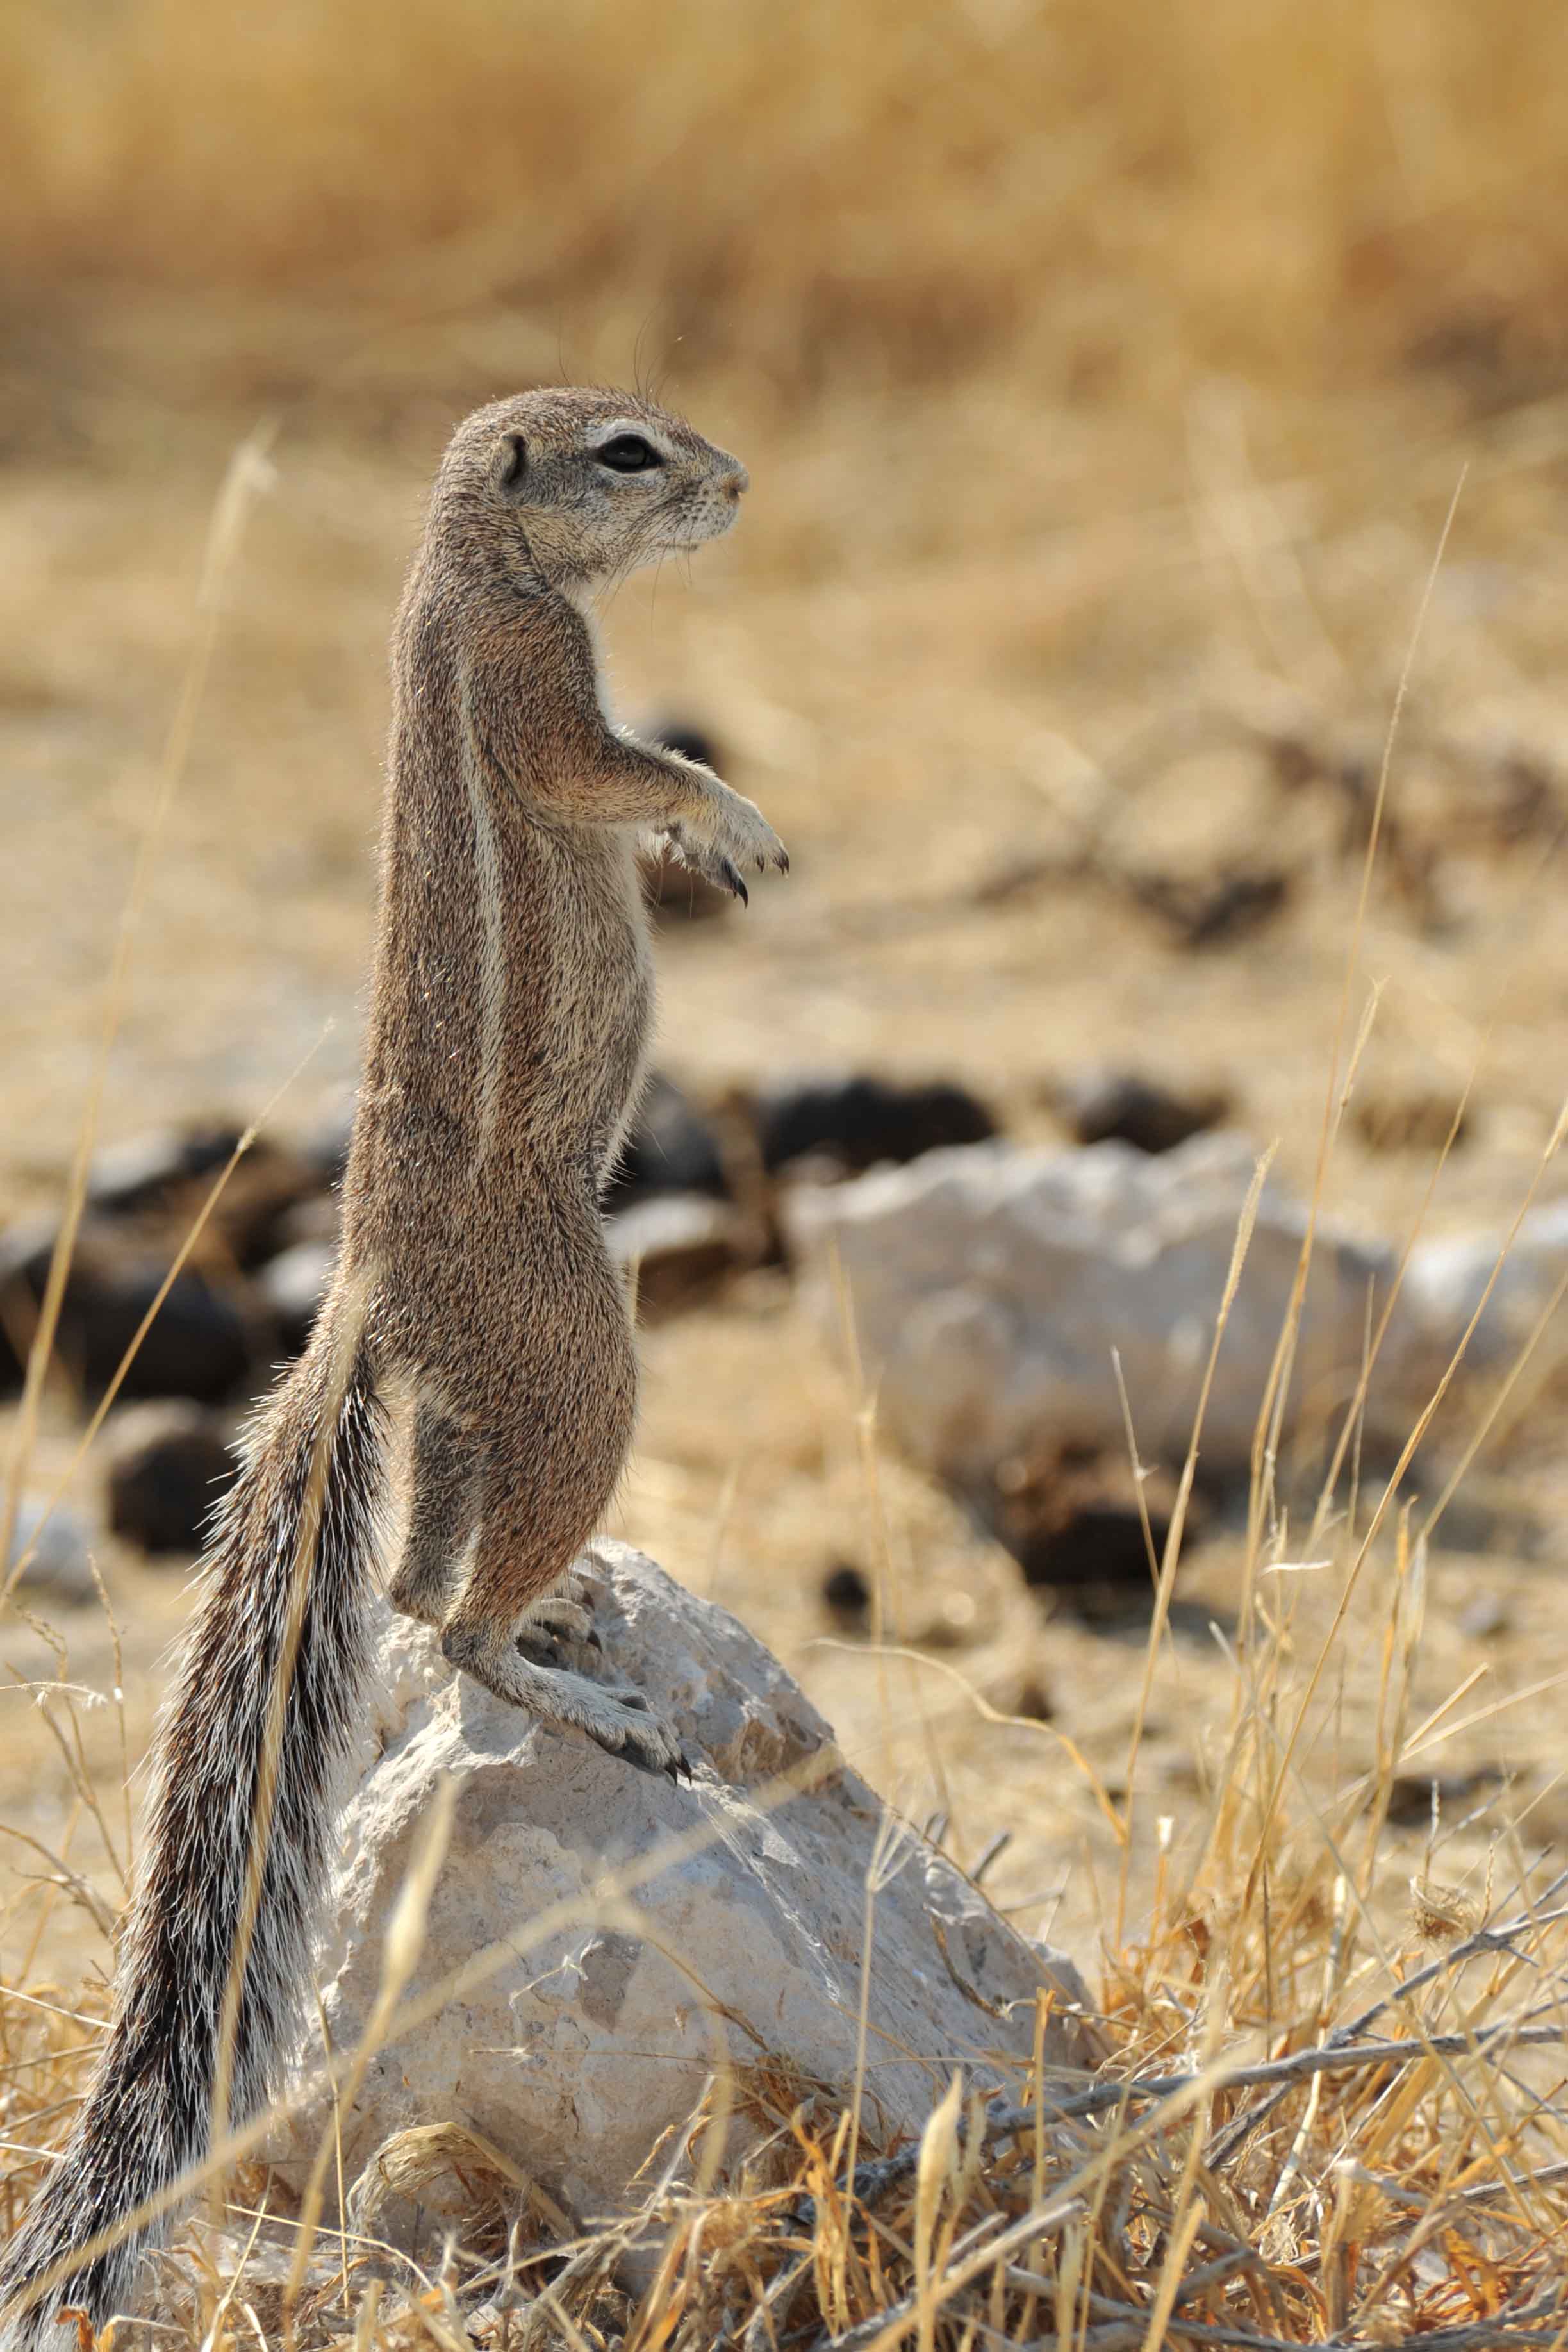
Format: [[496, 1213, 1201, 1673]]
[[786, 1134, 1397, 1477]]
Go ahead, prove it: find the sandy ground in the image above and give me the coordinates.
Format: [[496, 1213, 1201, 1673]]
[[2, 334, 1567, 2001]]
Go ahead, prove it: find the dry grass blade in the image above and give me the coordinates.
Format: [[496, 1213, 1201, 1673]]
[[1116, 1146, 1275, 1942]]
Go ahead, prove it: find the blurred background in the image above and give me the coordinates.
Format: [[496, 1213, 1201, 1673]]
[[4, 0, 1568, 1961]]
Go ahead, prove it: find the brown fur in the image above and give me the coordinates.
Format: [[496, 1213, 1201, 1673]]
[[0, 388, 784, 2346]]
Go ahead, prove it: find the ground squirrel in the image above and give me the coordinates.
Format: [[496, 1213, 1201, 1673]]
[[0, 388, 786, 2346]]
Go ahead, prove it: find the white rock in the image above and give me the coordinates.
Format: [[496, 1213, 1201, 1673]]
[[1398, 1198, 1568, 1370], [270, 1543, 1092, 2240], [786, 1134, 1397, 1478]]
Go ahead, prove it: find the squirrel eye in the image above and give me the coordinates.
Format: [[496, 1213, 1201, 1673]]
[[595, 433, 662, 474]]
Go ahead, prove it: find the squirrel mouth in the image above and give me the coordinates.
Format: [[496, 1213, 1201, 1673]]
[[665, 504, 737, 552]]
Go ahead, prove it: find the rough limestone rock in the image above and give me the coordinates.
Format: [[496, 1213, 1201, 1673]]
[[787, 1132, 1400, 1478], [270, 1543, 1091, 2240]]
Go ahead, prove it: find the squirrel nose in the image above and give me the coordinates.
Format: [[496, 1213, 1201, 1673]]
[[721, 461, 750, 500]]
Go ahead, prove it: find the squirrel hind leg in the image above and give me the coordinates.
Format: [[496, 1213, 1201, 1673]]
[[387, 1398, 481, 1628]]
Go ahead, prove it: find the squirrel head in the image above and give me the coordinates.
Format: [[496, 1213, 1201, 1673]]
[[430, 388, 748, 593]]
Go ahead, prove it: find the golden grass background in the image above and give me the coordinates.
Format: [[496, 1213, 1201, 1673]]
[[10, 0, 1568, 402], [3, 2, 1568, 2341]]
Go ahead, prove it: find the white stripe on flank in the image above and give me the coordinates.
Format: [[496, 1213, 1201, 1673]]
[[463, 732, 507, 1160]]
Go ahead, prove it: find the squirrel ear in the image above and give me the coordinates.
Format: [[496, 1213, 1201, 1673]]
[[497, 433, 527, 495]]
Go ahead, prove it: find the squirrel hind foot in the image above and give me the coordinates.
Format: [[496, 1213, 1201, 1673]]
[[440, 1615, 688, 1780]]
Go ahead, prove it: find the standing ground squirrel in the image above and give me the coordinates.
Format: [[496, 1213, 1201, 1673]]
[[0, 388, 786, 2346]]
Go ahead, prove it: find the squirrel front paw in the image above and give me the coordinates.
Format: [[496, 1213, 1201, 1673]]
[[698, 789, 789, 887], [659, 793, 789, 905]]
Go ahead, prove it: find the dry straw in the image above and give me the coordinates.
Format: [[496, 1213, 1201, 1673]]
[[9, 3, 1568, 404]]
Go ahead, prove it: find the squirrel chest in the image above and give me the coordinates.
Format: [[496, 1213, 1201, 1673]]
[[395, 763, 650, 1163]]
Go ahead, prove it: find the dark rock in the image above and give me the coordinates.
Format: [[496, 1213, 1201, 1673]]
[[647, 720, 720, 772], [1265, 733, 1321, 793], [1129, 865, 1291, 950], [301, 1098, 356, 1189], [821, 1561, 871, 1623], [1385, 1765, 1505, 1830], [73, 1266, 258, 1402], [1012, 1677, 1055, 1723], [1494, 752, 1561, 844], [88, 1123, 243, 1214], [205, 1144, 326, 1271], [1053, 1071, 1230, 1156], [0, 1218, 265, 1403], [754, 1074, 997, 1180], [602, 1075, 727, 1211], [1016, 1502, 1162, 1589], [89, 1124, 324, 1271], [105, 1402, 238, 1557], [990, 1441, 1177, 1596], [1355, 1090, 1471, 1155], [604, 1193, 753, 1320], [259, 1239, 335, 1356]]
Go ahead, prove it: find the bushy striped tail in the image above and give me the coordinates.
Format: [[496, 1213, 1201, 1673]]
[[0, 1301, 386, 2349]]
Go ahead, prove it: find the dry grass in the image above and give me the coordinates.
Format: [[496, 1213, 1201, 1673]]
[[8, 0, 1568, 402]]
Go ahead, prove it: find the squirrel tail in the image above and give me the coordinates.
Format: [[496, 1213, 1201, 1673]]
[[0, 1294, 386, 2349]]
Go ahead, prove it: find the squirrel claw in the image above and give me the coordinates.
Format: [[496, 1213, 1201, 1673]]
[[618, 1729, 689, 1782]]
